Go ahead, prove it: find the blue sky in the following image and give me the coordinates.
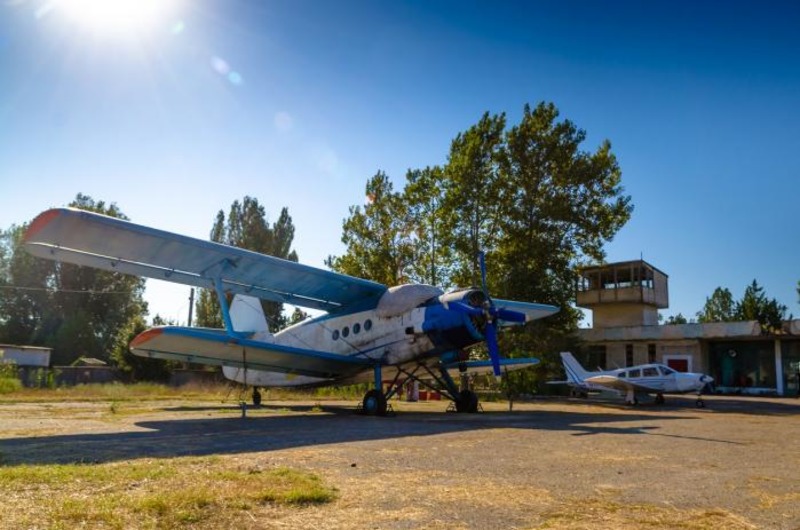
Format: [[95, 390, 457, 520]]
[[1, 0, 798, 325]]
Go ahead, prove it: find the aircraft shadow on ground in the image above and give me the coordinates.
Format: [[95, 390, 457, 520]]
[[0, 404, 741, 466]]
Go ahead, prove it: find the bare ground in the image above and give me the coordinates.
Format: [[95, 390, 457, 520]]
[[1, 394, 799, 529]]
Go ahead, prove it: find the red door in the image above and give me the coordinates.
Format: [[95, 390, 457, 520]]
[[667, 359, 689, 372]]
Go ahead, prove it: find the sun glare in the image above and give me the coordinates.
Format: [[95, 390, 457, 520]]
[[54, 0, 180, 34]]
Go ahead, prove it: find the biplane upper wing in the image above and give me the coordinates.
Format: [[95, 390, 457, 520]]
[[24, 208, 388, 313]]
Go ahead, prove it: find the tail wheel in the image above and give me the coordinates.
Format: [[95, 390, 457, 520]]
[[362, 389, 388, 416]]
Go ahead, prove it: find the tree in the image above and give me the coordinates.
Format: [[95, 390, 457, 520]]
[[329, 102, 633, 390], [696, 280, 788, 333], [0, 194, 148, 365], [326, 171, 415, 286], [194, 197, 298, 332], [736, 280, 787, 333], [440, 111, 507, 288], [665, 313, 688, 325], [697, 287, 736, 323]]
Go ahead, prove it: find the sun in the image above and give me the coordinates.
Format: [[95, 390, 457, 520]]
[[54, 0, 180, 34]]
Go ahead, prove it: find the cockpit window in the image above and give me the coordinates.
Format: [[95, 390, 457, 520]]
[[660, 366, 676, 375], [642, 367, 659, 377]]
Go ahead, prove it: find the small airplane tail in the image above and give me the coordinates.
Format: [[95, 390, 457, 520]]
[[230, 294, 273, 340], [560, 351, 591, 384]]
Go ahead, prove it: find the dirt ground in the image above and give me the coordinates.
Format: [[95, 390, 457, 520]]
[[1, 394, 799, 529]]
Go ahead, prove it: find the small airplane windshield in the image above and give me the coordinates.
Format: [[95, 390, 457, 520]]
[[659, 366, 676, 375]]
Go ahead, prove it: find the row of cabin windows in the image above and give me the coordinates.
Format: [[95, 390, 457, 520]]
[[332, 319, 373, 341], [618, 365, 676, 379]]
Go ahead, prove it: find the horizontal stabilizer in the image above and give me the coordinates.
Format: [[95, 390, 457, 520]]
[[130, 326, 371, 379]]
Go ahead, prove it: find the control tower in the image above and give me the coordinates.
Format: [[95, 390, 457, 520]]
[[576, 260, 668, 328]]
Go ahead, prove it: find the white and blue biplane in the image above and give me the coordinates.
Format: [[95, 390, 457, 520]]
[[24, 208, 558, 415]]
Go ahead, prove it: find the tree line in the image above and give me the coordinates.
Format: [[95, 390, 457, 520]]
[[1, 101, 797, 384]]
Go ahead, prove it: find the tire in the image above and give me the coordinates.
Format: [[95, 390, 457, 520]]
[[455, 390, 479, 413], [362, 389, 388, 416], [252, 389, 262, 407]]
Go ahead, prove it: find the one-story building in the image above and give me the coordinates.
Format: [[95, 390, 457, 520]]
[[575, 260, 800, 396]]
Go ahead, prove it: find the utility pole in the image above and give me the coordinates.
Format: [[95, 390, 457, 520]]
[[187, 288, 195, 326]]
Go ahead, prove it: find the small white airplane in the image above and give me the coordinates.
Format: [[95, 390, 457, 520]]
[[556, 352, 714, 407], [24, 208, 559, 415]]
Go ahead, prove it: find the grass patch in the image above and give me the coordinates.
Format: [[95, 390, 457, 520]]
[[0, 457, 337, 529], [0, 377, 22, 394], [539, 498, 756, 529]]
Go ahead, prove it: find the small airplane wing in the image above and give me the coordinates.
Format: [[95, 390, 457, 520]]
[[584, 375, 654, 393], [24, 208, 387, 313], [131, 326, 372, 378], [443, 357, 539, 376], [493, 299, 559, 325]]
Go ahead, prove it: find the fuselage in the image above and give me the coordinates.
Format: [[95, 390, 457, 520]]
[[223, 285, 487, 387]]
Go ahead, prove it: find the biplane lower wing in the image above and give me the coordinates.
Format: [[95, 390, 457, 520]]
[[130, 326, 372, 379], [443, 357, 540, 376]]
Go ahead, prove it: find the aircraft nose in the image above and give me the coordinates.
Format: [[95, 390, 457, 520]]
[[700, 375, 714, 384]]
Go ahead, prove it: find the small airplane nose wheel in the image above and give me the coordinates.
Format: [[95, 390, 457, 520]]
[[362, 389, 388, 416]]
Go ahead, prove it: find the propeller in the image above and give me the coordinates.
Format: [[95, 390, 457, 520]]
[[444, 252, 528, 377]]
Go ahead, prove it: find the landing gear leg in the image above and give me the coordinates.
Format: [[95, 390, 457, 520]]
[[654, 393, 665, 405], [360, 364, 389, 416], [696, 393, 705, 408], [625, 390, 638, 406]]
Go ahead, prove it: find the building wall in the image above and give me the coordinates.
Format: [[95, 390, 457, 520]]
[[593, 304, 659, 328]]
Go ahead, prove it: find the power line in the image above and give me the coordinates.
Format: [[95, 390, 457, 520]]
[[0, 285, 135, 295]]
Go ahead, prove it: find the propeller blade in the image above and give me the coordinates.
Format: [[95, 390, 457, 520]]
[[478, 251, 489, 299], [484, 320, 502, 377], [496, 308, 527, 323]]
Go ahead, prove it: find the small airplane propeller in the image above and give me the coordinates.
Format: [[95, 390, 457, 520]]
[[448, 252, 527, 377]]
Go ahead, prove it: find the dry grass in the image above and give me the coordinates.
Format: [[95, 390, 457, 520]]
[[0, 457, 337, 529], [536, 499, 758, 529]]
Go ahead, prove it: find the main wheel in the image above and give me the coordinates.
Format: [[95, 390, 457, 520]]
[[252, 388, 262, 407], [362, 389, 388, 416], [455, 390, 479, 413]]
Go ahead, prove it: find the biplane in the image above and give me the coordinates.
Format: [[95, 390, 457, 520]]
[[24, 208, 558, 415]]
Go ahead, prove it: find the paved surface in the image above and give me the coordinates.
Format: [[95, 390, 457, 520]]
[[1, 395, 799, 529]]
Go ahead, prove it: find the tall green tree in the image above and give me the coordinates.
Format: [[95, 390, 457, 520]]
[[403, 166, 451, 286], [325, 171, 415, 286], [329, 102, 633, 389], [194, 197, 298, 332], [440, 111, 507, 287], [737, 280, 787, 332], [0, 194, 147, 365], [696, 280, 788, 333], [697, 287, 737, 323]]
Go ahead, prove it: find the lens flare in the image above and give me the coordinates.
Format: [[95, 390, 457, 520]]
[[53, 0, 180, 33]]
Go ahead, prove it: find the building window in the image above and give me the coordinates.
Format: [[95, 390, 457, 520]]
[[625, 344, 634, 367], [648, 343, 656, 364]]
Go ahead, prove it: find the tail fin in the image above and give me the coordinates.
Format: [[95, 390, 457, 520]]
[[560, 351, 591, 384], [230, 295, 272, 341]]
